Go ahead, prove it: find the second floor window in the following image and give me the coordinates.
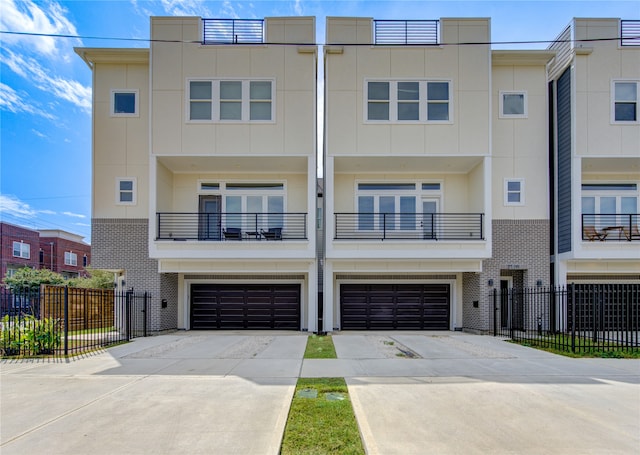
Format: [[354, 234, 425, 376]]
[[504, 179, 525, 206], [111, 90, 138, 116], [366, 80, 451, 123], [116, 178, 136, 205], [65, 252, 78, 266], [189, 79, 274, 122], [12, 241, 30, 259]]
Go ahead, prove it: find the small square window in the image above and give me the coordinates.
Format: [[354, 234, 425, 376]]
[[111, 90, 139, 116], [12, 241, 30, 259], [116, 178, 136, 205], [65, 252, 78, 266], [504, 179, 525, 206], [500, 92, 527, 118], [613, 81, 638, 123]]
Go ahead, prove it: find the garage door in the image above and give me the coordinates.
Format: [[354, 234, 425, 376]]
[[191, 284, 300, 330], [340, 284, 450, 330]]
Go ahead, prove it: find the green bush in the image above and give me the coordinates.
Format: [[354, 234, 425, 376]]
[[1, 315, 61, 356]]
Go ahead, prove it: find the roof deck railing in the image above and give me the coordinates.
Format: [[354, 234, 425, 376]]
[[374, 20, 439, 45], [203, 18, 264, 44], [621, 20, 640, 46]]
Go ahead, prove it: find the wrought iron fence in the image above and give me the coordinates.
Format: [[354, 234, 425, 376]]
[[1, 286, 149, 358], [374, 20, 439, 45], [203, 18, 264, 44], [335, 213, 484, 240], [156, 212, 307, 241], [582, 213, 639, 241], [493, 284, 639, 353]]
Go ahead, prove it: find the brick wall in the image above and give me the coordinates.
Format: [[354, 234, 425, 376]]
[[1, 223, 41, 281], [463, 219, 550, 333], [92, 218, 177, 332]]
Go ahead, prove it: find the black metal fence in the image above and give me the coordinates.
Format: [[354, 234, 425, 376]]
[[493, 284, 639, 353], [1, 286, 149, 358]]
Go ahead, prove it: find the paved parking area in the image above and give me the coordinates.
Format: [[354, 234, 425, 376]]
[[1, 331, 639, 454]]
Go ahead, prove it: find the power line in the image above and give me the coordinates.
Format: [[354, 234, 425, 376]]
[[1, 29, 637, 47]]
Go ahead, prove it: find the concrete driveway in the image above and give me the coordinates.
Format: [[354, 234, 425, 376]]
[[1, 331, 639, 455]]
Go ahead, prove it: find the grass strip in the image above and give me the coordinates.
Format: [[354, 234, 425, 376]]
[[280, 378, 365, 455], [304, 334, 337, 359], [513, 335, 639, 358]]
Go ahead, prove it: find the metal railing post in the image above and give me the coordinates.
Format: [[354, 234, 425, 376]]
[[570, 283, 576, 353], [143, 292, 148, 337], [493, 288, 497, 337], [63, 286, 69, 356]]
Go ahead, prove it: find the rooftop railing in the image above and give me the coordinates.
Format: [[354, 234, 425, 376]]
[[335, 213, 484, 241], [374, 20, 439, 45], [621, 20, 640, 46], [203, 19, 264, 44]]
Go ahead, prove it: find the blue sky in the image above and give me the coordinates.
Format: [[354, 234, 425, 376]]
[[1, 0, 638, 244]]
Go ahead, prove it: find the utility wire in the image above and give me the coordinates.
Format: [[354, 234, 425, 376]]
[[1, 29, 638, 47]]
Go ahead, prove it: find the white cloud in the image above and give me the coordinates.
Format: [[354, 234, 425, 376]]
[[31, 129, 47, 139], [2, 48, 91, 113], [0, 82, 54, 119], [0, 195, 38, 219], [63, 211, 86, 219], [74, 222, 91, 227], [0, 0, 81, 61], [294, 0, 303, 16], [159, 0, 212, 17]]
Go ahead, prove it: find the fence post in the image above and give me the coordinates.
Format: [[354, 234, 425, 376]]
[[125, 290, 132, 340], [509, 288, 514, 340], [493, 288, 497, 337], [63, 286, 69, 357], [570, 283, 576, 353], [143, 292, 148, 337]]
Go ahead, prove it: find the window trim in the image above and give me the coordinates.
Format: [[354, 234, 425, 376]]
[[186, 78, 276, 124], [504, 178, 525, 206], [116, 177, 137, 205], [364, 79, 453, 124], [110, 89, 139, 117], [499, 91, 528, 118], [12, 241, 30, 259], [611, 79, 639, 124]]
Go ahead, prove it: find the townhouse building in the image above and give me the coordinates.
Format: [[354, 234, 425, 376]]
[[76, 15, 638, 334], [76, 16, 318, 332], [547, 18, 640, 289], [38, 229, 91, 279], [0, 223, 41, 281]]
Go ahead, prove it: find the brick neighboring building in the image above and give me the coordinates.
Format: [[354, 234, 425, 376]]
[[0, 222, 91, 283], [38, 229, 91, 279]]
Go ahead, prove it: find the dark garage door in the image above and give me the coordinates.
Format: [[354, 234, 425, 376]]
[[340, 284, 450, 330], [191, 284, 300, 330]]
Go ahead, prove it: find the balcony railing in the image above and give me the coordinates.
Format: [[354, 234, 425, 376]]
[[335, 213, 484, 241], [374, 20, 439, 45], [202, 19, 264, 44], [156, 212, 307, 241], [621, 20, 640, 46], [582, 214, 640, 242]]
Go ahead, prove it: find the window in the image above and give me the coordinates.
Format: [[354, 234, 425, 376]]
[[12, 241, 30, 259], [188, 79, 274, 122], [504, 179, 525, 206], [356, 182, 442, 231], [111, 90, 138, 116], [612, 81, 638, 123], [582, 183, 638, 227], [366, 80, 451, 123], [116, 178, 136, 205], [65, 252, 78, 266], [500, 91, 527, 118], [83, 255, 88, 267], [222, 182, 285, 231]]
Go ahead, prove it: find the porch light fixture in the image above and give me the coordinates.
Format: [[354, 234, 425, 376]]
[[488, 279, 494, 287]]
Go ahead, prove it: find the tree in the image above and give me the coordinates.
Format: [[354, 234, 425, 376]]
[[70, 269, 115, 290], [4, 267, 65, 291]]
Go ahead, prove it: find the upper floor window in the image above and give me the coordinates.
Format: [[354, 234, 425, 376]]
[[612, 80, 638, 123], [500, 91, 527, 118], [188, 79, 274, 122], [504, 179, 525, 206], [13, 241, 30, 259], [65, 252, 78, 267], [365, 80, 451, 123], [116, 178, 136, 205], [111, 90, 138, 117]]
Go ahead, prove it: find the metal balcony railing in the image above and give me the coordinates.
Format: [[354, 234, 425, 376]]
[[582, 214, 640, 241], [156, 212, 307, 241], [621, 20, 640, 46], [334, 213, 484, 241], [374, 20, 439, 45], [202, 19, 264, 44]]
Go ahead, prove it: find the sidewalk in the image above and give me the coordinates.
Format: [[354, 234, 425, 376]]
[[1, 331, 639, 455]]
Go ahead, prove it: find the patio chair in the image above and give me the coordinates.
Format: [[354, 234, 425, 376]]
[[583, 225, 607, 241], [623, 225, 640, 241], [222, 227, 242, 240], [260, 227, 282, 240]]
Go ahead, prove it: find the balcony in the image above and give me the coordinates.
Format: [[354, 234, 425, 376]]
[[156, 212, 307, 241], [582, 214, 640, 242], [334, 213, 484, 241]]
